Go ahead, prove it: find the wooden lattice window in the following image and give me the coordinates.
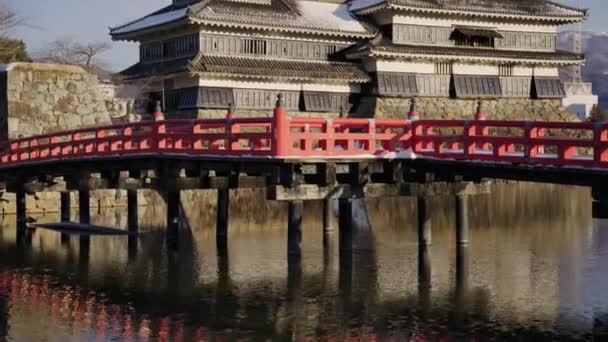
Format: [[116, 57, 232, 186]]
[[434, 62, 453, 75], [241, 39, 267, 55], [499, 64, 514, 77]]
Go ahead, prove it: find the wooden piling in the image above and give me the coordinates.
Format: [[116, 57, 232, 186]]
[[78, 189, 90, 224], [15, 187, 27, 231], [338, 199, 353, 254], [216, 188, 230, 251], [322, 198, 333, 232], [127, 189, 138, 233], [166, 190, 180, 246], [417, 196, 432, 246], [456, 194, 470, 245], [60, 192, 71, 244], [287, 201, 303, 256]]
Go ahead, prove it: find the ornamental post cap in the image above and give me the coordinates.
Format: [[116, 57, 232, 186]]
[[476, 100, 483, 114], [339, 105, 345, 118], [228, 102, 235, 114], [410, 97, 417, 112], [276, 94, 284, 108], [155, 100, 162, 113]]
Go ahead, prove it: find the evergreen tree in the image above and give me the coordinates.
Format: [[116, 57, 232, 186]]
[[0, 38, 31, 63], [589, 104, 604, 122]]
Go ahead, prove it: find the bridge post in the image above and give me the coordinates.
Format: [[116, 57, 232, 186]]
[[15, 186, 27, 232], [216, 188, 230, 253], [417, 196, 432, 246], [322, 198, 333, 232], [418, 246, 431, 312], [79, 189, 90, 224], [60, 192, 71, 244], [166, 190, 180, 248], [338, 198, 353, 254], [288, 201, 303, 257], [78, 188, 91, 249], [127, 189, 138, 233], [455, 194, 470, 245]]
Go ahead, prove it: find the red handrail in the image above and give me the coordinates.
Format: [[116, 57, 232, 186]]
[[1, 110, 608, 169]]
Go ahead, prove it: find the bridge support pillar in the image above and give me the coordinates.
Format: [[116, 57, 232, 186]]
[[323, 198, 333, 232], [417, 196, 432, 247], [216, 188, 229, 253], [79, 189, 90, 224], [166, 190, 180, 248], [78, 189, 91, 248], [418, 246, 431, 312], [127, 189, 138, 233], [455, 194, 470, 245], [338, 199, 353, 254], [15, 187, 27, 232], [287, 201, 303, 257], [60, 192, 71, 244]]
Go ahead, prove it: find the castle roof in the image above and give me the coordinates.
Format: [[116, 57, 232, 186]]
[[350, 0, 586, 23], [110, 0, 375, 40], [119, 53, 370, 83], [345, 35, 583, 65], [189, 54, 370, 82]]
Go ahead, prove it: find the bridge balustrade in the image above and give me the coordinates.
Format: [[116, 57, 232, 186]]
[[1, 107, 608, 169]]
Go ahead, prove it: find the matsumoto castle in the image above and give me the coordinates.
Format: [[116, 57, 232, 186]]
[[110, 0, 590, 119]]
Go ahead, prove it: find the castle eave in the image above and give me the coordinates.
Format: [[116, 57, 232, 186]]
[[189, 54, 371, 83]]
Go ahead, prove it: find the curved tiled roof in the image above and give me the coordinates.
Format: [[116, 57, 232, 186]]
[[346, 37, 583, 64], [191, 0, 375, 37], [350, 0, 586, 21], [189, 54, 370, 82], [111, 0, 375, 40]]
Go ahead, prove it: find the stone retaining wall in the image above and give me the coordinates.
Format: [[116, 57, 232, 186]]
[[356, 97, 579, 122], [0, 63, 114, 139]]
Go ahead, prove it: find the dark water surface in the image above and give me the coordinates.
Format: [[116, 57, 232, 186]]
[[0, 183, 607, 341]]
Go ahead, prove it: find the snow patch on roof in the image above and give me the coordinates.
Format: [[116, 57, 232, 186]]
[[349, 0, 385, 12], [111, 7, 189, 35], [297, 1, 370, 33]]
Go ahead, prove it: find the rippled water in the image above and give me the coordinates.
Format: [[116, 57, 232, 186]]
[[0, 183, 607, 341]]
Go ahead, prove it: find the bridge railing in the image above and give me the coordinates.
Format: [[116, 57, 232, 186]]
[[1, 117, 275, 164], [413, 119, 608, 167], [2, 103, 608, 169]]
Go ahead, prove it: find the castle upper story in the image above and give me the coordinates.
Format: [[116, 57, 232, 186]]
[[109, 1, 587, 115]]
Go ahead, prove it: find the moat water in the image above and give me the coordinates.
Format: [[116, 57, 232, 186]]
[[0, 183, 607, 341]]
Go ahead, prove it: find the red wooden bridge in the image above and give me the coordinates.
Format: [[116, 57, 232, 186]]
[[2, 97, 608, 257], [2, 103, 608, 168]]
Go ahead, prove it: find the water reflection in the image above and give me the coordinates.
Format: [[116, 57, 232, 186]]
[[0, 183, 605, 340]]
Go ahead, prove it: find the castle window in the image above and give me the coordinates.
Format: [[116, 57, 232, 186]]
[[451, 26, 502, 48], [241, 39, 267, 55], [499, 65, 514, 77], [141, 42, 162, 61], [434, 62, 453, 75]]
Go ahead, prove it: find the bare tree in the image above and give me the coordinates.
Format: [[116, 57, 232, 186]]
[[0, 4, 19, 36], [37, 39, 111, 71]]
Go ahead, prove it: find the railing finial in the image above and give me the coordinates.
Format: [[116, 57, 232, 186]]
[[153, 100, 165, 121], [275, 93, 284, 109], [227, 102, 235, 119], [475, 100, 485, 121], [408, 97, 419, 122], [339, 105, 346, 118]]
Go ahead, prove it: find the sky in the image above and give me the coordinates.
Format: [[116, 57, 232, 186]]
[[5, 0, 608, 72]]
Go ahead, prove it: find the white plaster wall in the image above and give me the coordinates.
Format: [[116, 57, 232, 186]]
[[533, 67, 559, 77], [393, 15, 557, 33], [198, 78, 360, 93], [453, 63, 498, 75], [374, 60, 435, 73]]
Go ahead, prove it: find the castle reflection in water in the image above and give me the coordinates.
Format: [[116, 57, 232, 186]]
[[0, 182, 606, 341]]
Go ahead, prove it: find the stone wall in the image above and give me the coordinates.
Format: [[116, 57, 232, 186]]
[[355, 96, 580, 122], [0, 63, 113, 139]]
